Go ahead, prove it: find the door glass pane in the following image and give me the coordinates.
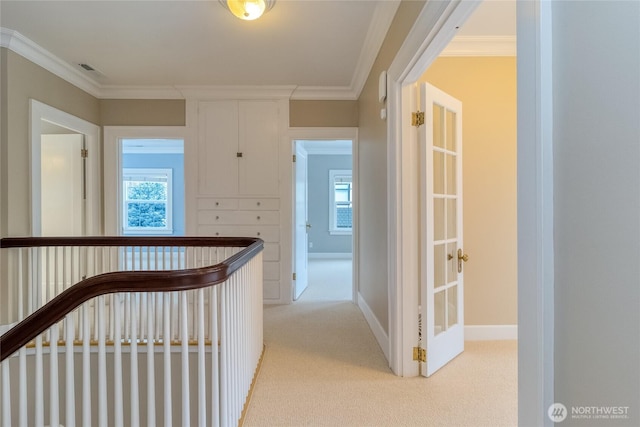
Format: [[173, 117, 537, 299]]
[[447, 285, 458, 328], [446, 109, 456, 151], [434, 244, 446, 288], [446, 199, 457, 239], [434, 290, 446, 336], [446, 154, 456, 195], [433, 151, 444, 194], [433, 104, 444, 148], [434, 198, 445, 241], [447, 242, 457, 284]]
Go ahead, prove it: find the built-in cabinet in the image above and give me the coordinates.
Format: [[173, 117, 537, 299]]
[[198, 100, 279, 197], [195, 99, 283, 301]]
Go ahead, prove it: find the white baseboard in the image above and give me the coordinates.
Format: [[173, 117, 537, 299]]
[[465, 325, 518, 341], [308, 252, 353, 259], [357, 292, 390, 362]]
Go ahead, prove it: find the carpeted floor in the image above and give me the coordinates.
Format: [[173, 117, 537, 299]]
[[243, 260, 517, 427]]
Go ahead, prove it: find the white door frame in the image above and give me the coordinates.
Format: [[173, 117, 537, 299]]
[[103, 126, 189, 235], [30, 99, 101, 236], [386, 0, 553, 424], [288, 127, 359, 304]]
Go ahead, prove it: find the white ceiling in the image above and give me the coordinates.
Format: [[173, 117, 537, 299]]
[[0, 0, 515, 100]]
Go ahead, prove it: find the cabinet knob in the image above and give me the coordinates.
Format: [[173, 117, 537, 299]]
[[257, 232, 261, 236], [236, 152, 243, 158], [257, 202, 261, 206], [215, 215, 219, 220], [215, 201, 219, 206], [257, 216, 261, 220], [215, 232, 219, 236]]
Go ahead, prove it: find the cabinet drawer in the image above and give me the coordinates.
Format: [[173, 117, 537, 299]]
[[198, 210, 279, 225], [197, 225, 279, 242], [238, 198, 280, 210], [198, 198, 239, 210]]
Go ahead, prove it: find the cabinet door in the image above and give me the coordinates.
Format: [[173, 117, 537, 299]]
[[198, 101, 239, 195], [238, 101, 279, 196]]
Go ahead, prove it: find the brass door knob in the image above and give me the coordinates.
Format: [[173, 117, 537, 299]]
[[457, 248, 469, 273]]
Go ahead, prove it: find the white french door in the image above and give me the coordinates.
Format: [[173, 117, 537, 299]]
[[419, 82, 466, 377]]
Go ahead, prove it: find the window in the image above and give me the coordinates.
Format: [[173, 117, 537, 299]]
[[329, 169, 352, 235], [122, 168, 173, 234]]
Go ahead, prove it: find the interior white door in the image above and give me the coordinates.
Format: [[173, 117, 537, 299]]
[[40, 133, 85, 236], [419, 82, 465, 377], [293, 145, 309, 300]]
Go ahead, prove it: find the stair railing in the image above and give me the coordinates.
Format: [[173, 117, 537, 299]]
[[0, 236, 264, 427]]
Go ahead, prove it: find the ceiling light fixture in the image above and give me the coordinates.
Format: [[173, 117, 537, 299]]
[[220, 0, 276, 21]]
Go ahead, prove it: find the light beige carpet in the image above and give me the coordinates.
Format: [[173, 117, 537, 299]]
[[244, 261, 517, 427]]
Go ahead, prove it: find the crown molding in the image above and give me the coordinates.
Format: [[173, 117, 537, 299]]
[[349, 0, 401, 99], [290, 86, 358, 101], [440, 36, 516, 57], [1, 27, 102, 97], [175, 85, 297, 100]]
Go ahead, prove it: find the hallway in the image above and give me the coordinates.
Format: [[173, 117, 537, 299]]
[[243, 260, 517, 426]]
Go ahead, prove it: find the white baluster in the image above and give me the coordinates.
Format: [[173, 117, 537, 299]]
[[82, 304, 91, 426], [146, 293, 156, 427], [197, 289, 206, 427], [65, 314, 76, 427], [50, 324, 60, 427], [163, 293, 172, 427], [180, 291, 190, 426], [18, 348, 27, 427], [114, 293, 123, 427], [1, 359, 11, 427], [211, 286, 220, 427], [98, 296, 108, 427], [130, 293, 140, 427], [220, 283, 228, 426], [35, 335, 44, 426]]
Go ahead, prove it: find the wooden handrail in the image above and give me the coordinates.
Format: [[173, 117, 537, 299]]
[[0, 237, 263, 361]]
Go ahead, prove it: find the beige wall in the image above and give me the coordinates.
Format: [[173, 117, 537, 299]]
[[289, 100, 358, 127], [1, 48, 101, 237], [0, 48, 187, 238], [100, 99, 185, 126], [357, 0, 426, 333], [421, 57, 517, 325]]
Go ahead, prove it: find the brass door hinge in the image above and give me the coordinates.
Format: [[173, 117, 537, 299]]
[[293, 272, 297, 280], [80, 148, 89, 158], [293, 154, 297, 162], [411, 111, 425, 127], [413, 346, 426, 363]]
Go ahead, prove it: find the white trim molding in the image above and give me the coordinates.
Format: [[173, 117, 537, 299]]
[[358, 292, 390, 362], [440, 36, 517, 57], [465, 325, 518, 341]]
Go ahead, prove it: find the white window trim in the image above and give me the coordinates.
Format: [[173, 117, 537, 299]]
[[122, 168, 173, 235], [329, 169, 352, 235]]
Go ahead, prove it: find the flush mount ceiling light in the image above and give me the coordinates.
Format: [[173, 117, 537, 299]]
[[219, 0, 276, 21]]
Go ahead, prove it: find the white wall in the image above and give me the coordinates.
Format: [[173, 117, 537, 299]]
[[552, 1, 640, 424]]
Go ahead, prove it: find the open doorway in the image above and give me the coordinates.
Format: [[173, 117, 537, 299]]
[[292, 138, 356, 302], [103, 127, 186, 237], [30, 100, 101, 237]]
